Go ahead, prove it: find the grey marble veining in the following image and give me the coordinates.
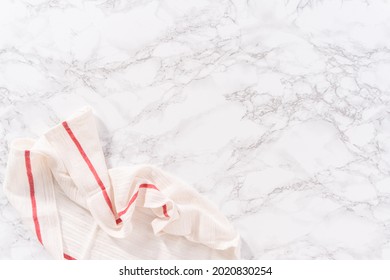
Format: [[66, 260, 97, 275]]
[[1, 0, 390, 259]]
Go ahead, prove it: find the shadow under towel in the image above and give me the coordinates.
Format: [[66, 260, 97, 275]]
[[3, 106, 240, 260]]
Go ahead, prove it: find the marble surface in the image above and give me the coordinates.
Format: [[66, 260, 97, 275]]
[[1, 0, 390, 260]]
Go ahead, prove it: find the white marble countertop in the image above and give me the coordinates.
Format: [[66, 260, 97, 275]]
[[1, 0, 390, 259]]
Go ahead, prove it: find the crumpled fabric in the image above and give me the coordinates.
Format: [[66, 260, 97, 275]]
[[3, 106, 240, 259]]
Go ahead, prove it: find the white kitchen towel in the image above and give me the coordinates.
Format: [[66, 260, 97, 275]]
[[3, 106, 240, 260]]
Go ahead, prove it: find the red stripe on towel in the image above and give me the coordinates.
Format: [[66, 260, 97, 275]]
[[62, 121, 115, 216], [118, 184, 169, 218], [63, 253, 76, 260], [25, 150, 43, 244], [162, 204, 169, 218], [118, 191, 139, 217], [139, 183, 159, 190]]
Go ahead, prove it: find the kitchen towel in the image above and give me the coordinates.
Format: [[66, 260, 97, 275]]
[[3, 106, 240, 260]]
